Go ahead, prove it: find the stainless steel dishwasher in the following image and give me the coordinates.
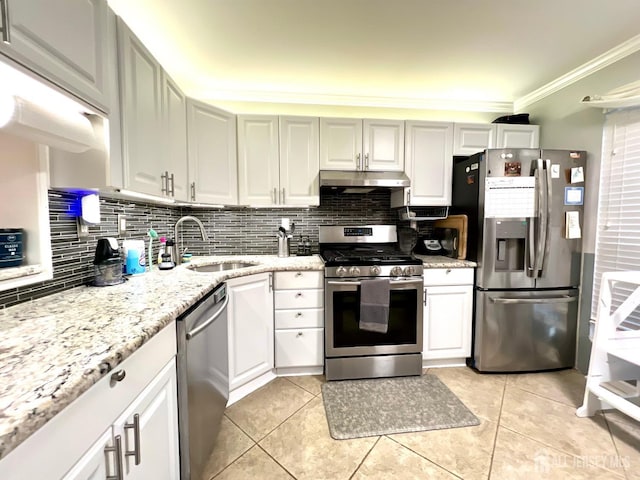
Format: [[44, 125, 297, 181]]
[[176, 282, 229, 480]]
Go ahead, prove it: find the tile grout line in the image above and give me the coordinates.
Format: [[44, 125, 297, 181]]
[[385, 435, 465, 479], [486, 374, 508, 479], [348, 436, 382, 480], [255, 443, 299, 480]]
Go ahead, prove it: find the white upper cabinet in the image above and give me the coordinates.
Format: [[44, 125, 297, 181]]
[[0, 0, 109, 112], [453, 123, 496, 156], [279, 116, 319, 206], [320, 118, 404, 171], [117, 18, 187, 200], [162, 73, 188, 201], [391, 121, 453, 207], [495, 124, 540, 148], [238, 115, 319, 206], [186, 100, 238, 204], [453, 123, 540, 154], [237, 115, 280, 205], [363, 119, 405, 171]]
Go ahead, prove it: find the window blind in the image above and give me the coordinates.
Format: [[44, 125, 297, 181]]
[[592, 107, 640, 329]]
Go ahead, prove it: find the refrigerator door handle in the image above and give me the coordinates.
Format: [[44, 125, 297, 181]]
[[490, 295, 577, 305], [539, 159, 553, 276], [529, 158, 544, 277]]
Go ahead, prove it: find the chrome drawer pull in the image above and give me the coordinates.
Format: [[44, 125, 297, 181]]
[[110, 370, 126, 386], [295, 312, 303, 317], [295, 292, 303, 298]]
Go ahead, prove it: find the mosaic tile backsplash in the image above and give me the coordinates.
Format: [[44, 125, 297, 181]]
[[0, 189, 397, 307]]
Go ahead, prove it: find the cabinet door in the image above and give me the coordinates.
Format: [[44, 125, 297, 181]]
[[113, 359, 179, 480], [453, 123, 495, 155], [117, 19, 164, 197], [62, 429, 114, 480], [495, 124, 540, 148], [399, 121, 453, 206], [162, 73, 188, 201], [237, 115, 280, 205], [423, 285, 472, 360], [187, 100, 238, 204], [227, 273, 274, 390], [279, 116, 320, 206], [0, 0, 109, 112], [363, 119, 404, 171], [319, 118, 362, 170], [275, 328, 323, 368]]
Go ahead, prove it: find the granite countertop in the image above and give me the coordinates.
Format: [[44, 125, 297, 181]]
[[0, 254, 323, 461], [416, 254, 477, 268]]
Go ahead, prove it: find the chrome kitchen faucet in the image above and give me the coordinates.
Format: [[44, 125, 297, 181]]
[[174, 215, 208, 264]]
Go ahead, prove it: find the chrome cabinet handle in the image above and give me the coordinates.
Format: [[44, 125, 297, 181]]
[[406, 189, 411, 205], [423, 288, 427, 306], [124, 414, 141, 466], [161, 171, 168, 195], [110, 369, 126, 386], [105, 435, 124, 480], [190, 182, 196, 201], [356, 153, 361, 170], [0, 0, 9, 44], [364, 153, 369, 170], [273, 187, 277, 204], [269, 273, 273, 292], [281, 188, 285, 204], [169, 173, 175, 197]]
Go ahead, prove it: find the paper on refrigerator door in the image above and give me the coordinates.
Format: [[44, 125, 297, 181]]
[[485, 177, 536, 218], [565, 211, 582, 239]]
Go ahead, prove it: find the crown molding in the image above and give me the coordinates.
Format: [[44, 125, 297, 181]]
[[200, 89, 513, 113], [514, 34, 640, 112]]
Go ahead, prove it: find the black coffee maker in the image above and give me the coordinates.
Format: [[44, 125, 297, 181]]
[[93, 238, 124, 286]]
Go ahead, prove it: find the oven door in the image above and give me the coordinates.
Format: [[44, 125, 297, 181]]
[[325, 277, 423, 357]]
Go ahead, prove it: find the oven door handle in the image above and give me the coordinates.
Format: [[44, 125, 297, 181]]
[[326, 279, 422, 287]]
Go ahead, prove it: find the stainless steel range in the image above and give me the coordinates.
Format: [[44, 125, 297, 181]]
[[320, 225, 424, 381]]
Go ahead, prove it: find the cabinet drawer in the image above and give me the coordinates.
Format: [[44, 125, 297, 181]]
[[274, 271, 323, 289], [424, 268, 473, 286], [275, 308, 324, 329], [274, 289, 323, 309], [275, 328, 324, 368]]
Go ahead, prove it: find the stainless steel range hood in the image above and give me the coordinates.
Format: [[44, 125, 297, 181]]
[[319, 170, 410, 193]]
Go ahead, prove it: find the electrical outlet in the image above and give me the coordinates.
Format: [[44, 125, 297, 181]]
[[118, 214, 127, 235]]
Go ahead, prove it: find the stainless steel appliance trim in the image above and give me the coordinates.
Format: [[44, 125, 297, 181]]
[[326, 278, 422, 287], [319, 224, 398, 243], [319, 170, 410, 188], [489, 295, 577, 304], [325, 353, 422, 381], [0, 0, 9, 44], [105, 435, 124, 480], [185, 293, 230, 340], [124, 413, 141, 465]]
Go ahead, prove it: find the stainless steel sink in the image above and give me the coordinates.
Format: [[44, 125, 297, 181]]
[[187, 262, 258, 273]]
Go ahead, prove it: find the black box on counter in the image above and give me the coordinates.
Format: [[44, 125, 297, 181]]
[[0, 228, 24, 268]]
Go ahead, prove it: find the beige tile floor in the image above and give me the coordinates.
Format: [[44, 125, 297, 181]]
[[202, 368, 640, 479]]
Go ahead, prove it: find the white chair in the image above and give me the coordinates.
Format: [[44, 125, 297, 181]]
[[576, 271, 640, 420]]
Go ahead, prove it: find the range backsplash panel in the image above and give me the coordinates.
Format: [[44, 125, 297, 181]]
[[1, 189, 395, 308]]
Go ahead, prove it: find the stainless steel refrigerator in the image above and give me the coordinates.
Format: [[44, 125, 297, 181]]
[[452, 148, 586, 372]]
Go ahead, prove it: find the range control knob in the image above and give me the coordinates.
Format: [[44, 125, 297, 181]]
[[336, 266, 347, 277], [349, 266, 361, 276], [390, 266, 403, 277], [370, 265, 381, 276], [404, 266, 416, 276]]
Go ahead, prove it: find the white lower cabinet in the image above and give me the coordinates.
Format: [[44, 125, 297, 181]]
[[0, 322, 178, 480], [64, 359, 179, 480], [227, 273, 275, 399], [274, 271, 324, 374], [423, 268, 473, 367]]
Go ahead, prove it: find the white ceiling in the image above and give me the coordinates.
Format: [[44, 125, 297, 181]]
[[108, 0, 640, 112]]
